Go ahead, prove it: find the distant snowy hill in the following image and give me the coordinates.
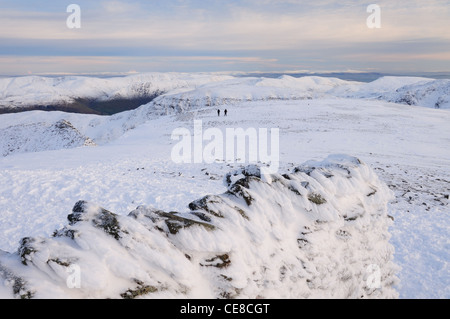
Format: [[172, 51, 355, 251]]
[[0, 73, 233, 114], [0, 155, 398, 299]]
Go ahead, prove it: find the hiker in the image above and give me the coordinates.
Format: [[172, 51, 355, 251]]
[[217, 109, 220, 116], [224, 109, 228, 116]]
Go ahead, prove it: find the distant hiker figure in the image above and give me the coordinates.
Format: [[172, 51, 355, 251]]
[[224, 109, 228, 116], [217, 109, 221, 116]]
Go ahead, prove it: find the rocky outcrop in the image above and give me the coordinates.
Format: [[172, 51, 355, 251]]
[[0, 119, 96, 157], [0, 155, 399, 299]]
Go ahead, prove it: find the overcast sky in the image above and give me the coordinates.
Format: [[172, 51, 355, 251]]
[[0, 0, 449, 75]]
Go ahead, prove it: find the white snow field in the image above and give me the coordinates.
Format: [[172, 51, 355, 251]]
[[0, 74, 448, 299]]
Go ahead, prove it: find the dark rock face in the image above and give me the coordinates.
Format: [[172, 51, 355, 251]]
[[128, 206, 215, 235], [69, 201, 122, 240]]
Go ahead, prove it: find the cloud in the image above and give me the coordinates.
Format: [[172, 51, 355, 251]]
[[344, 52, 450, 63], [0, 55, 282, 76], [1, 1, 449, 45], [0, 0, 449, 73], [0, 1, 448, 43], [101, 0, 141, 14]]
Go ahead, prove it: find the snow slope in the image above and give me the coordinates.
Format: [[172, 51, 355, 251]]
[[0, 155, 398, 299]]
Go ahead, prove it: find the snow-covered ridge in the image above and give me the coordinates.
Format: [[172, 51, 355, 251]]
[[1, 73, 449, 115], [148, 76, 354, 114], [134, 75, 450, 114], [0, 73, 233, 112], [0, 155, 398, 299]]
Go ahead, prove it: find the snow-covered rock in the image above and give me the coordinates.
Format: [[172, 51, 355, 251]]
[[0, 119, 96, 157], [0, 155, 398, 299]]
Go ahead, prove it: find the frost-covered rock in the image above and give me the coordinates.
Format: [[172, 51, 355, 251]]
[[0, 119, 96, 157], [0, 155, 399, 299]]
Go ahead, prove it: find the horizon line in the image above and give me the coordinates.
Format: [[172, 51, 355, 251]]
[[1, 70, 450, 79]]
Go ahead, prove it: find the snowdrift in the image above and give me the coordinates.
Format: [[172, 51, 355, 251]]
[[0, 155, 398, 299]]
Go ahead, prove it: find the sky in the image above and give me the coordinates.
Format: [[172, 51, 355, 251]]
[[0, 0, 449, 76]]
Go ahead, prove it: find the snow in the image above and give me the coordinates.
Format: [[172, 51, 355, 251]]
[[0, 73, 449, 299]]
